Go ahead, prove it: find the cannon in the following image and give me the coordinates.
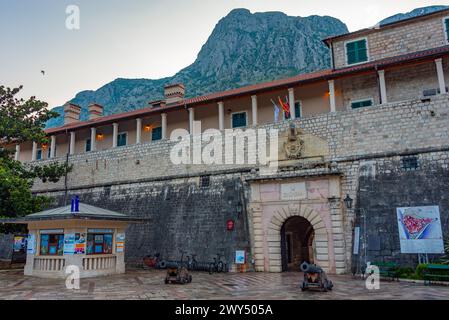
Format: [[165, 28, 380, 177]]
[[164, 251, 192, 285], [300, 262, 333, 292]]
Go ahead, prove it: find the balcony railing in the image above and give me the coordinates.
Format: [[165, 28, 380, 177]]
[[33, 257, 66, 272], [82, 255, 116, 271]]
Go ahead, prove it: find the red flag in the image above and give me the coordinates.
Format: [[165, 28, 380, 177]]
[[278, 96, 290, 115]]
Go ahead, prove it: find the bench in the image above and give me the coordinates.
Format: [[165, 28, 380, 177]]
[[372, 262, 399, 281], [423, 264, 449, 285]]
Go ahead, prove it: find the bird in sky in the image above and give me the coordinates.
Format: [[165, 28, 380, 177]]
[[41, 70, 45, 76]]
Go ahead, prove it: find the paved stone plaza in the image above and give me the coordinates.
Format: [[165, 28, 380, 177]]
[[0, 268, 448, 300]]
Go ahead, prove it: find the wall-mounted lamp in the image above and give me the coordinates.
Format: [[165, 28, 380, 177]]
[[343, 194, 353, 209], [96, 133, 104, 141], [144, 124, 153, 132], [41, 143, 48, 150]]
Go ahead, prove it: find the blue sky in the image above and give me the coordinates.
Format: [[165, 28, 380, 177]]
[[1, 0, 447, 108]]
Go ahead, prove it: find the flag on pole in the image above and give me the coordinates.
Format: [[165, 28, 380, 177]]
[[278, 96, 290, 116], [271, 99, 280, 122]]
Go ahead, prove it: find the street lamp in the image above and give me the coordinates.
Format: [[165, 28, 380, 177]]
[[343, 194, 353, 209]]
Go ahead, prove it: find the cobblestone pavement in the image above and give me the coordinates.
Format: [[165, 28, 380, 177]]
[[0, 269, 449, 300]]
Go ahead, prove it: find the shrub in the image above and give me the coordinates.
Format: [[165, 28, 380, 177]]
[[415, 264, 428, 279]]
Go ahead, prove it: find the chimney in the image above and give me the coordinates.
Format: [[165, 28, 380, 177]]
[[64, 103, 82, 125], [149, 99, 166, 109], [88, 103, 104, 120], [164, 83, 185, 105]]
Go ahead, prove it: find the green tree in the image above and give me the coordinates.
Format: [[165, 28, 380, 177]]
[[0, 85, 72, 233]]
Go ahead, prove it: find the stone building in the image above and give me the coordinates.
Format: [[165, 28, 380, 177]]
[[4, 9, 449, 274]]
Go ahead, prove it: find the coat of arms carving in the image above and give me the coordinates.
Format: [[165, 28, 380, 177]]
[[283, 123, 304, 159]]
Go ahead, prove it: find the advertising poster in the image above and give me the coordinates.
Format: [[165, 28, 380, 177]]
[[235, 250, 245, 264], [13, 236, 27, 253], [397, 206, 444, 254], [116, 233, 125, 253], [26, 234, 35, 254], [63, 233, 76, 255], [74, 233, 86, 254]]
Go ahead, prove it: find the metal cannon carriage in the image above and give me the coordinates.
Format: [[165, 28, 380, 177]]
[[300, 262, 333, 292]]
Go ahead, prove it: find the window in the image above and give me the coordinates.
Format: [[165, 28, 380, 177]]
[[351, 99, 373, 109], [117, 132, 127, 147], [85, 138, 91, 152], [284, 101, 301, 120], [40, 233, 64, 256], [152, 127, 162, 141], [444, 18, 449, 42], [346, 38, 368, 65], [402, 156, 419, 171], [200, 175, 210, 188], [36, 148, 42, 160], [86, 233, 113, 255], [231, 112, 247, 128]]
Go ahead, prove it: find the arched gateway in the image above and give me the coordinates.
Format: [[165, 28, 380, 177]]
[[268, 205, 330, 272], [281, 216, 315, 271], [248, 176, 347, 275]]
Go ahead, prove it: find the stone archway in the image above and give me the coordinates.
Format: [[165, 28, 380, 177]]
[[266, 205, 330, 273]]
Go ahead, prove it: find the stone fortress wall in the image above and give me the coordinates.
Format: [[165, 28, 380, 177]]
[[30, 94, 449, 271]]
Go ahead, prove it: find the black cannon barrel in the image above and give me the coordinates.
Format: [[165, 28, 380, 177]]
[[300, 262, 323, 273]]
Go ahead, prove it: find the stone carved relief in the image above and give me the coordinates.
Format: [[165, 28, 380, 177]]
[[283, 123, 305, 159], [278, 123, 330, 163]]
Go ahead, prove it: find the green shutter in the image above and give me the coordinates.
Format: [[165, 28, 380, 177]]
[[85, 138, 91, 152], [117, 133, 127, 147], [346, 39, 368, 65], [351, 99, 373, 109], [445, 19, 449, 41], [295, 102, 301, 118], [152, 127, 162, 141], [232, 113, 247, 128]]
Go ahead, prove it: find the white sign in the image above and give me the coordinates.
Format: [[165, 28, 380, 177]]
[[235, 250, 245, 264], [280, 182, 307, 200], [353, 227, 360, 255], [397, 206, 444, 254]]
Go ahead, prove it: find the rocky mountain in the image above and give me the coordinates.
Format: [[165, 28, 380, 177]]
[[379, 5, 448, 25], [46, 9, 348, 127], [47, 6, 448, 128]]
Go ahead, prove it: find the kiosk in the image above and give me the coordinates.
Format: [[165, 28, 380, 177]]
[[2, 201, 145, 279]]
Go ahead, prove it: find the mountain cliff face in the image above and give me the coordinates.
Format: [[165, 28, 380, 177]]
[[46, 9, 348, 127], [46, 6, 447, 128], [379, 5, 448, 25]]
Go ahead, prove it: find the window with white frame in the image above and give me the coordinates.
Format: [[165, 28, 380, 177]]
[[444, 17, 449, 43], [231, 111, 247, 128], [345, 38, 368, 65], [85, 138, 91, 152], [152, 127, 162, 141], [36, 148, 42, 160], [117, 132, 127, 147], [350, 98, 373, 109]]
